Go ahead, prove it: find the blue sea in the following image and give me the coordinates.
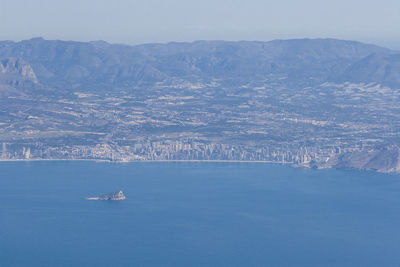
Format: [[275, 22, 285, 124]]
[[1, 161, 400, 266]]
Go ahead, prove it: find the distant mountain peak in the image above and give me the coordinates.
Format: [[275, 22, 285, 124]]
[[89, 40, 110, 48], [0, 58, 38, 84], [29, 37, 45, 42]]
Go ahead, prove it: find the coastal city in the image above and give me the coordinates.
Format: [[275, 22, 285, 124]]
[[1, 76, 399, 171]]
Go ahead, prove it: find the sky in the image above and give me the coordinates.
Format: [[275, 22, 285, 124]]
[[0, 0, 400, 49]]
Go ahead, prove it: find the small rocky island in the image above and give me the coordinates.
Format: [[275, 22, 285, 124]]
[[86, 190, 126, 200]]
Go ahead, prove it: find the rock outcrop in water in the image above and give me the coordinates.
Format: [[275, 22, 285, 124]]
[[87, 190, 126, 200]]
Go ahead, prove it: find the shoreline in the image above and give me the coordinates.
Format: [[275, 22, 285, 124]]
[[0, 158, 398, 174], [0, 158, 293, 164]]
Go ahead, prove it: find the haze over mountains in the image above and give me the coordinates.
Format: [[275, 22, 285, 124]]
[[1, 37, 400, 172], [1, 37, 399, 89]]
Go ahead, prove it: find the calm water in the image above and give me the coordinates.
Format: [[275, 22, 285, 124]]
[[1, 161, 400, 266]]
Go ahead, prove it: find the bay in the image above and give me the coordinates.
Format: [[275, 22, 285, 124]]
[[1, 161, 400, 266]]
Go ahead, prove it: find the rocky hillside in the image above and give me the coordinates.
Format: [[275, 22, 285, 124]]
[[340, 52, 400, 86]]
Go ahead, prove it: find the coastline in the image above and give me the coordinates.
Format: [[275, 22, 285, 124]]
[[0, 158, 319, 172], [0, 158, 292, 164], [1, 158, 399, 174]]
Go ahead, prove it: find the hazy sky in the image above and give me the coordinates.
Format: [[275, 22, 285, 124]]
[[1, 0, 399, 48]]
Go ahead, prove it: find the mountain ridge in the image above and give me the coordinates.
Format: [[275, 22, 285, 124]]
[[0, 37, 396, 90]]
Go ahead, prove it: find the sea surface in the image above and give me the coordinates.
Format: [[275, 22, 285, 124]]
[[1, 161, 400, 266]]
